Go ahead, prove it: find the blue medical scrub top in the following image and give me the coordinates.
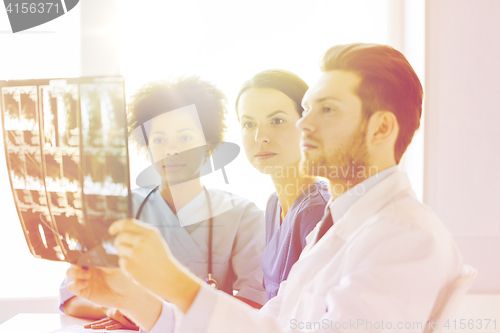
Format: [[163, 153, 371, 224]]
[[260, 181, 330, 300]]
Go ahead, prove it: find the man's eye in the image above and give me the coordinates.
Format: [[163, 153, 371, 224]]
[[180, 135, 192, 141], [271, 118, 284, 125], [244, 122, 255, 129], [153, 138, 165, 144], [323, 107, 336, 113]]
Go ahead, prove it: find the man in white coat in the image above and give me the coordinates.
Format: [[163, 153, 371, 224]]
[[67, 43, 465, 333]]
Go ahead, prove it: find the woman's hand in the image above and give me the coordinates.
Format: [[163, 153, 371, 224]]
[[66, 265, 136, 310], [66, 265, 164, 332], [109, 219, 202, 312], [84, 308, 139, 331]]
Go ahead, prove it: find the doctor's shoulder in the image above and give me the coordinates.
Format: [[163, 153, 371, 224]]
[[357, 191, 463, 272], [382, 189, 453, 233], [264, 191, 279, 212], [294, 182, 330, 222], [296, 180, 330, 212]]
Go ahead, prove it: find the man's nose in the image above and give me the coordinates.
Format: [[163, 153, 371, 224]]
[[296, 111, 316, 133]]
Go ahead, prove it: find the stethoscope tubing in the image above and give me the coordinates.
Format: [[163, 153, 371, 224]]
[[135, 185, 217, 289]]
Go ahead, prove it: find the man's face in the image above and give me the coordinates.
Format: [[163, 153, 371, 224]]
[[297, 70, 370, 186]]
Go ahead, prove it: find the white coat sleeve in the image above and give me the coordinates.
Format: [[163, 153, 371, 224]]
[[174, 224, 460, 333]]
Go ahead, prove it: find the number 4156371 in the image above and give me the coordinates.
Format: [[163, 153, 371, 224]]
[[6, 2, 60, 14], [443, 319, 496, 330]]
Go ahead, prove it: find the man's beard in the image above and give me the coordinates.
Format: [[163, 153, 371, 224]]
[[300, 123, 370, 188]]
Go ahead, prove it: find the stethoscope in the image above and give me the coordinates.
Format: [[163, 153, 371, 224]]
[[135, 184, 218, 289]]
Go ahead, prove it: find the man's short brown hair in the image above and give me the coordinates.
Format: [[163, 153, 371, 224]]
[[320, 43, 423, 164]]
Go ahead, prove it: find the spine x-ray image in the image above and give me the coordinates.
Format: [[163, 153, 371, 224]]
[[1, 77, 131, 267]]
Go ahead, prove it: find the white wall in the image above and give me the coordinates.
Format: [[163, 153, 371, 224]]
[[425, 0, 500, 293], [387, 0, 425, 202], [0, 3, 80, 301], [80, 0, 120, 76], [118, 0, 390, 210]]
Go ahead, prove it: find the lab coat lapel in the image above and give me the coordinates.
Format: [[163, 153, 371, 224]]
[[300, 171, 412, 259], [279, 171, 414, 320], [333, 171, 412, 243]]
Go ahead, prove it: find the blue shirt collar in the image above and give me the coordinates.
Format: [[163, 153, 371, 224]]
[[328, 165, 399, 222]]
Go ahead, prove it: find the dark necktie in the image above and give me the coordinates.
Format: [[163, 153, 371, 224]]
[[313, 207, 334, 246]]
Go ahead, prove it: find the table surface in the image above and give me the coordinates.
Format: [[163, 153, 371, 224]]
[[0, 313, 93, 333]]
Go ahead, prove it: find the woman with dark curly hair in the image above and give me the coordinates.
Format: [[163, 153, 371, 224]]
[[59, 77, 266, 330]]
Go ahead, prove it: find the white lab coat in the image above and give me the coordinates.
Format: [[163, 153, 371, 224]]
[[174, 171, 464, 333]]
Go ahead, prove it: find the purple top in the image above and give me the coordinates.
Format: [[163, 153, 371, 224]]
[[260, 181, 330, 301]]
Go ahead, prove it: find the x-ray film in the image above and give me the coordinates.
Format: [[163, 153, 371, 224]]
[[1, 77, 131, 267]]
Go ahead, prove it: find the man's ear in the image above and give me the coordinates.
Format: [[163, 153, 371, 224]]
[[366, 111, 399, 146]]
